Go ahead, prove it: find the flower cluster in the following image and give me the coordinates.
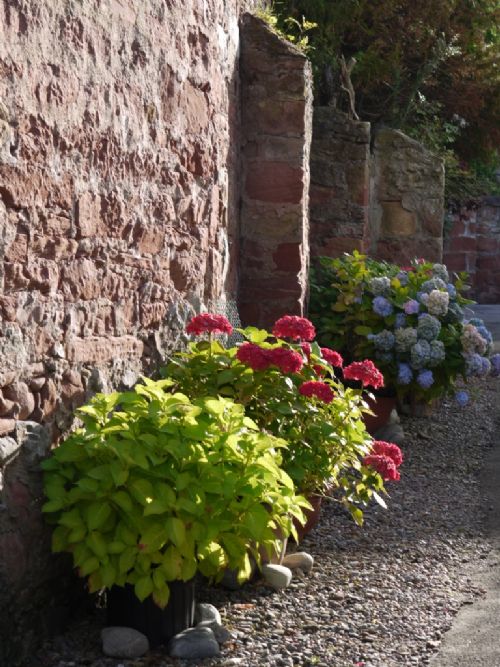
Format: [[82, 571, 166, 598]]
[[309, 252, 498, 406], [343, 360, 385, 389], [236, 342, 304, 374], [298, 381, 335, 404], [272, 316, 316, 341], [363, 440, 403, 482], [186, 313, 233, 336], [321, 347, 343, 368]]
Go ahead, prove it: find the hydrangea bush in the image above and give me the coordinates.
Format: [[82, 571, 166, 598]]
[[164, 313, 401, 525], [310, 251, 496, 405]]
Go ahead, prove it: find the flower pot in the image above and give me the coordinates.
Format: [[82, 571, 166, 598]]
[[293, 494, 323, 542], [362, 394, 397, 435], [106, 579, 195, 647]]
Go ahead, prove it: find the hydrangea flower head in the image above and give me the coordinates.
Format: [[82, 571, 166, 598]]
[[410, 340, 431, 370], [372, 296, 393, 317], [343, 360, 384, 389], [371, 329, 396, 351], [396, 271, 409, 286], [395, 313, 407, 329], [272, 316, 316, 341], [446, 283, 457, 299], [421, 277, 447, 293], [267, 348, 304, 374], [417, 369, 434, 389], [186, 313, 233, 336], [397, 362, 413, 385], [426, 289, 449, 317], [363, 454, 400, 481], [477, 326, 493, 344], [320, 347, 343, 368], [299, 381, 334, 404], [395, 327, 418, 353], [429, 340, 446, 367], [455, 390, 469, 407], [301, 342, 312, 360], [417, 313, 441, 341], [403, 299, 420, 315], [236, 342, 270, 371], [368, 276, 391, 296], [371, 440, 403, 467], [461, 324, 488, 355], [491, 354, 500, 377], [464, 352, 483, 377], [432, 264, 449, 282]]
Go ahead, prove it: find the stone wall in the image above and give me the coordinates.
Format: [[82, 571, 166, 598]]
[[309, 109, 371, 258], [369, 128, 444, 263], [0, 0, 257, 662], [238, 14, 313, 327], [444, 196, 500, 302], [309, 119, 445, 267]]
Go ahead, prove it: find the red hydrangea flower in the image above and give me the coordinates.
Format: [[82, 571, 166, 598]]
[[272, 315, 316, 341], [313, 364, 325, 377], [299, 381, 334, 404], [236, 342, 270, 371], [371, 440, 403, 467], [301, 342, 312, 360], [267, 348, 304, 374], [343, 360, 384, 389], [321, 347, 343, 368], [186, 313, 233, 336], [363, 454, 400, 481]]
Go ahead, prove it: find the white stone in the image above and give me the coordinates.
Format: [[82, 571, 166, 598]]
[[197, 619, 233, 644], [0, 436, 20, 463], [262, 563, 293, 591], [281, 551, 314, 574], [101, 626, 149, 658]]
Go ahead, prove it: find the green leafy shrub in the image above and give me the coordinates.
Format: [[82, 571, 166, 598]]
[[42, 380, 308, 607], [164, 314, 392, 523]]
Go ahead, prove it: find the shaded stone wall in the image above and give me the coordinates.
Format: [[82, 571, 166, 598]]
[[369, 128, 444, 263], [309, 109, 371, 258], [0, 0, 257, 662], [238, 14, 313, 327], [309, 119, 445, 266], [444, 196, 500, 303]]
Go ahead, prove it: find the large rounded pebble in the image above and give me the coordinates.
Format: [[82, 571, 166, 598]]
[[281, 552, 314, 573], [168, 626, 220, 659], [101, 627, 149, 658], [197, 619, 233, 643], [195, 602, 221, 625], [262, 564, 293, 590]]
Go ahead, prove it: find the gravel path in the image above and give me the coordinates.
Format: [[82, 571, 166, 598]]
[[27, 378, 499, 667]]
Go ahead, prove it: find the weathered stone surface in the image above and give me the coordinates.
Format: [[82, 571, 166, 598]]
[[281, 551, 314, 573], [0, 437, 20, 463], [168, 626, 220, 659], [195, 603, 222, 626], [101, 627, 149, 659], [239, 14, 312, 328]]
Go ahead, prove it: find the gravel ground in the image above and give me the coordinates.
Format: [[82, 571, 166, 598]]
[[27, 378, 499, 667]]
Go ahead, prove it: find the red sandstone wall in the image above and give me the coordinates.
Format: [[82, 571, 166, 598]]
[[444, 197, 500, 303], [0, 1, 256, 661]]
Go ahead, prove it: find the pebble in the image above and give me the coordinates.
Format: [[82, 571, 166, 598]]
[[100, 627, 149, 658], [168, 626, 220, 659], [281, 551, 314, 573], [197, 619, 233, 644], [195, 602, 221, 625], [262, 564, 293, 590]]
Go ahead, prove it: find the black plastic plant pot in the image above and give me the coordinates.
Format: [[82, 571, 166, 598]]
[[106, 579, 196, 647]]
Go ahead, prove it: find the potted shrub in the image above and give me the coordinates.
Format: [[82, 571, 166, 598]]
[[41, 380, 308, 646], [164, 313, 395, 532], [309, 251, 496, 416]]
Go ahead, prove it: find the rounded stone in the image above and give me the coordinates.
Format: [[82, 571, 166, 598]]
[[195, 602, 221, 625], [101, 626, 149, 658], [168, 626, 220, 659], [262, 563, 293, 590], [281, 551, 314, 574]]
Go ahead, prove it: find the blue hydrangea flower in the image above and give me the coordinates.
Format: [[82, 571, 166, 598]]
[[480, 356, 492, 376], [465, 353, 483, 377], [417, 369, 434, 389], [373, 296, 393, 317], [432, 264, 449, 282], [411, 340, 431, 370], [447, 302, 464, 323], [417, 313, 441, 341], [397, 363, 413, 385], [468, 318, 484, 328], [429, 340, 446, 367], [395, 327, 418, 353], [477, 325, 493, 344], [491, 354, 500, 377], [371, 329, 395, 351], [403, 299, 420, 315], [455, 390, 469, 406], [396, 271, 409, 286], [421, 277, 447, 293], [395, 313, 407, 329], [368, 276, 391, 296], [417, 291, 429, 305], [446, 283, 457, 298]]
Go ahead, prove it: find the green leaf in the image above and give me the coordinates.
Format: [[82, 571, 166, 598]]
[[118, 547, 137, 574], [59, 508, 83, 529], [87, 502, 112, 531], [237, 552, 253, 583], [129, 479, 154, 505], [101, 562, 116, 588], [80, 556, 100, 577], [51, 526, 69, 552], [165, 517, 186, 547], [354, 325, 372, 336], [42, 498, 65, 513], [110, 461, 129, 486], [87, 531, 108, 559], [161, 545, 183, 580], [152, 582, 170, 609], [180, 557, 197, 581], [112, 490, 133, 513], [135, 575, 154, 602]]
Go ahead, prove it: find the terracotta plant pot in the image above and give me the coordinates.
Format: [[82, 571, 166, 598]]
[[106, 579, 195, 647], [362, 394, 397, 435], [293, 494, 323, 542]]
